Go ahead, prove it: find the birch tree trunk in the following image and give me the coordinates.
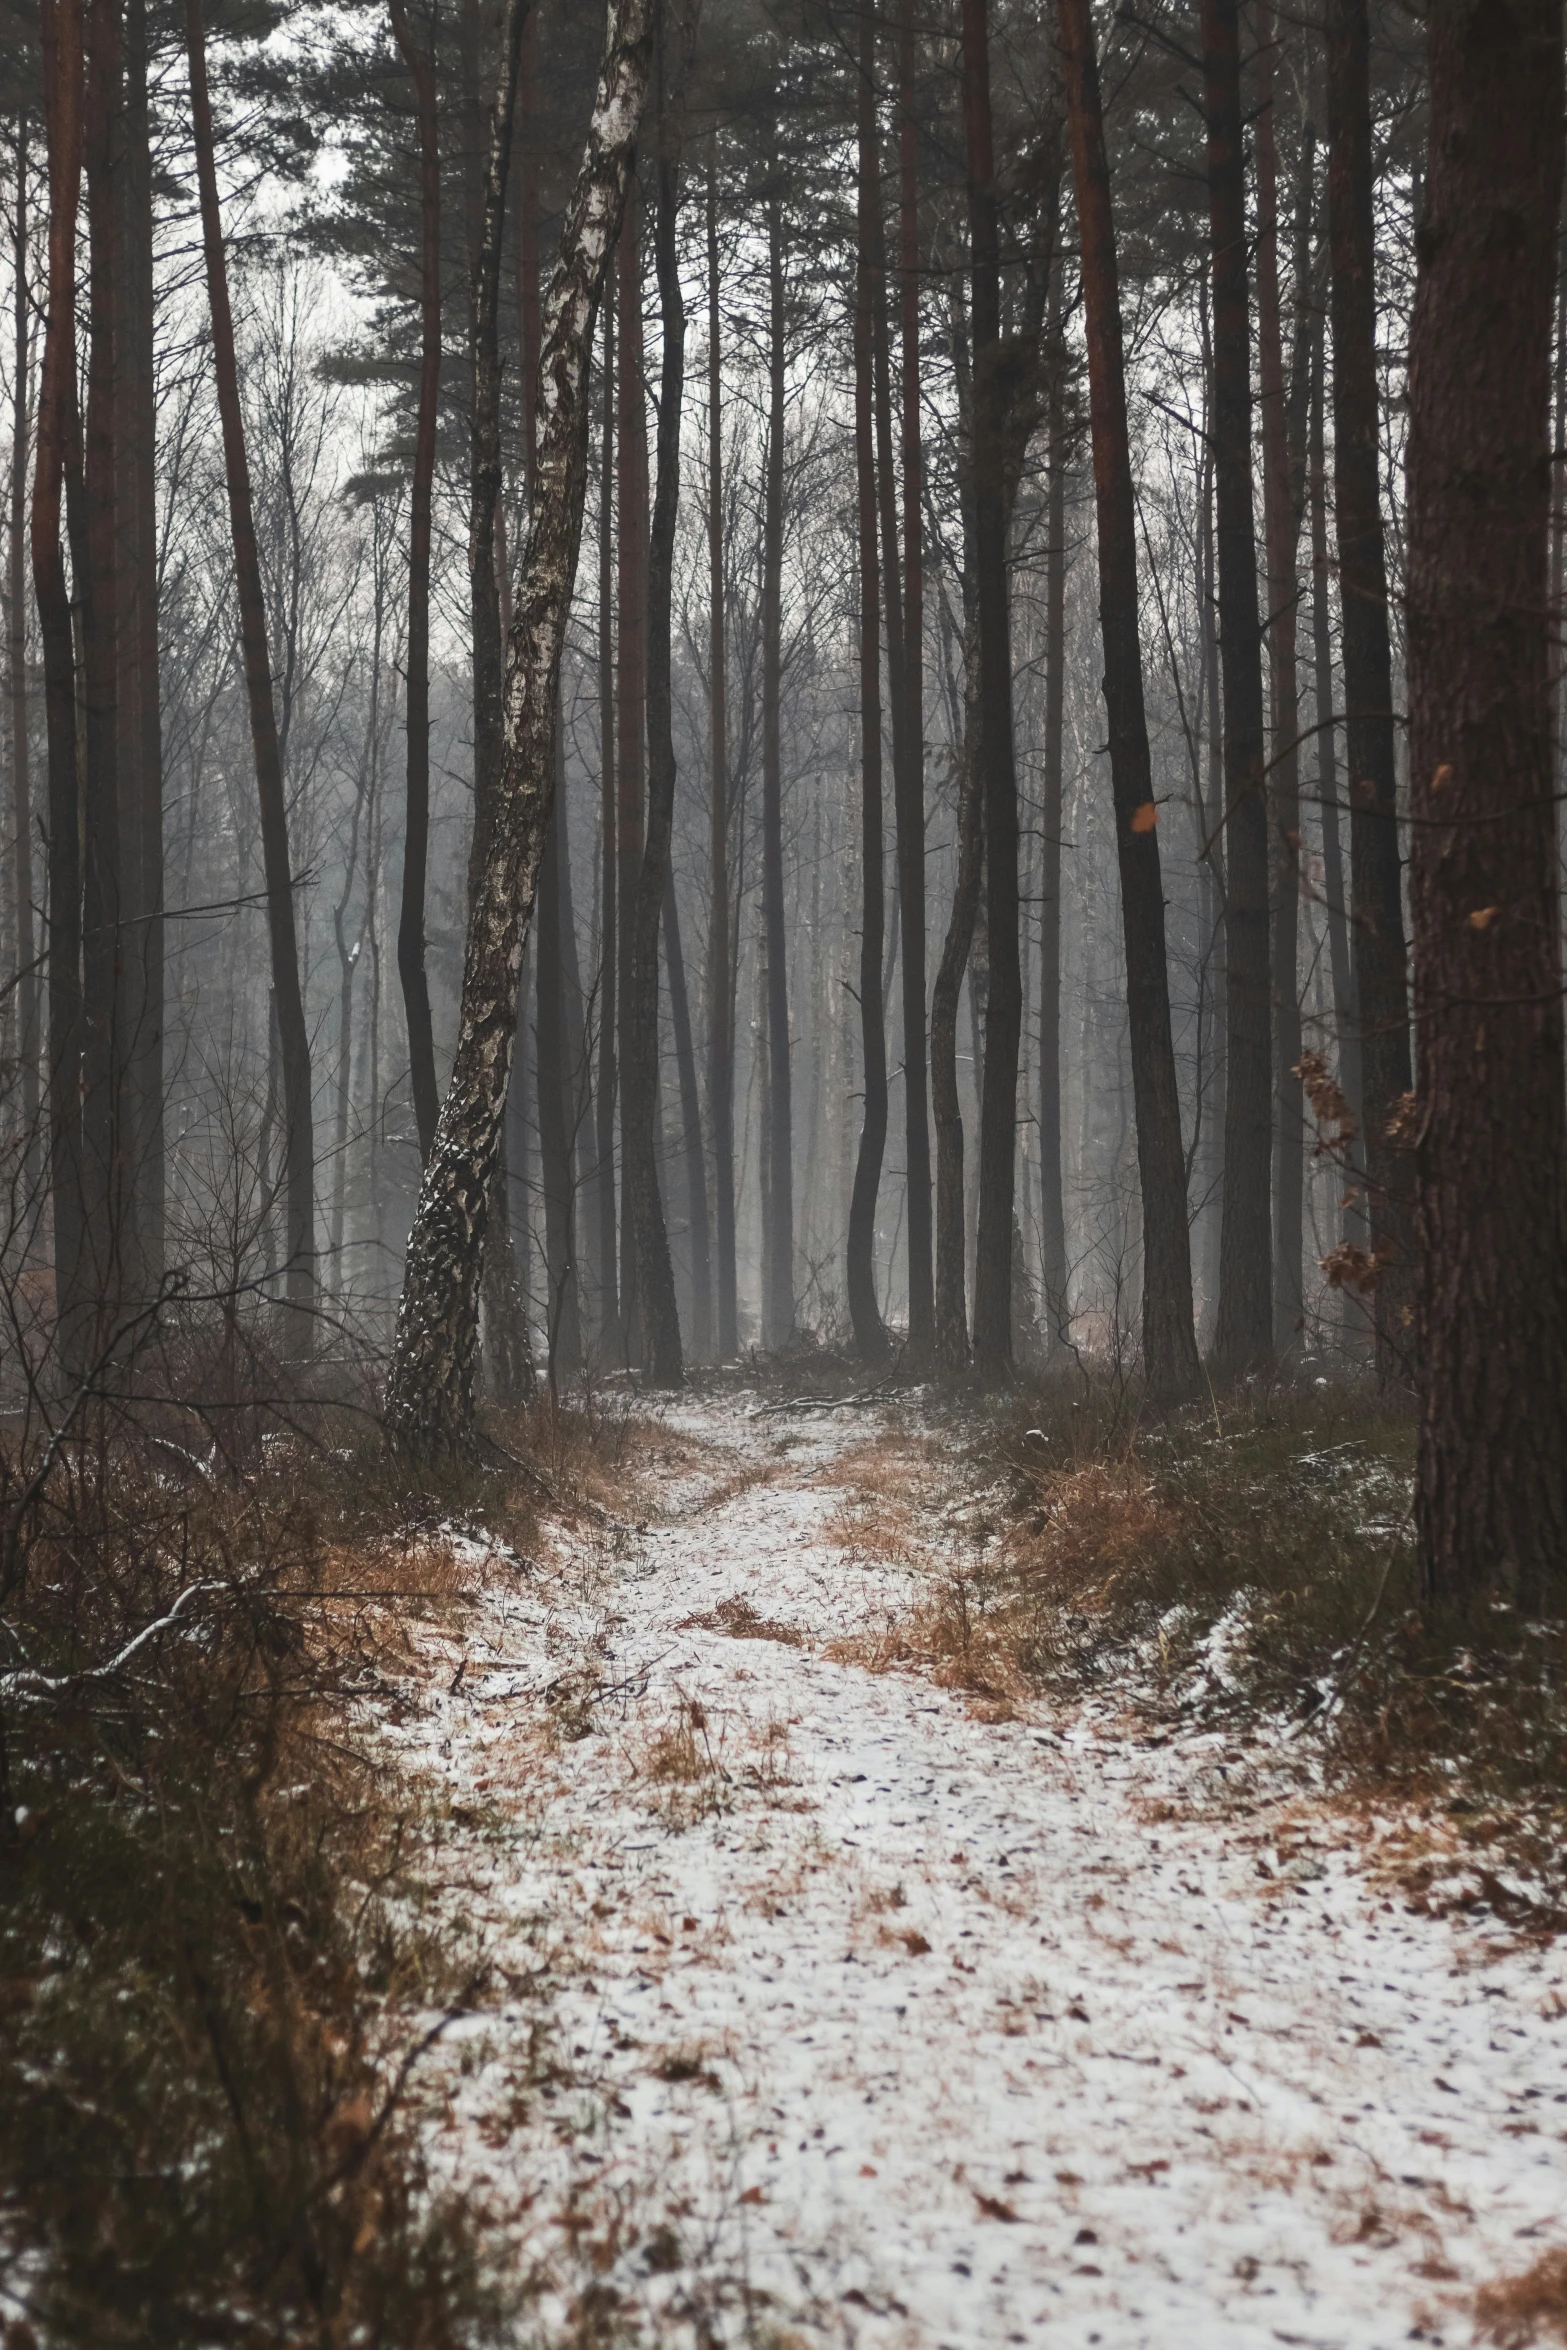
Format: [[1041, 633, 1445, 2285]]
[[385, 0, 656, 1458]]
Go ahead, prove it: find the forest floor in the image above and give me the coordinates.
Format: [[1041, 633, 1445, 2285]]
[[373, 1393, 1567, 2350]]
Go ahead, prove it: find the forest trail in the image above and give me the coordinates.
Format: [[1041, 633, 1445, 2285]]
[[384, 1399, 1566, 2349]]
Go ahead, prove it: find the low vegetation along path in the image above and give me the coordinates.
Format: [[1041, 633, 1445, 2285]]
[[385, 1398, 1565, 2348]]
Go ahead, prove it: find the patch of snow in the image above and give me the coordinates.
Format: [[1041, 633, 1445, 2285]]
[[376, 1398, 1566, 2348]]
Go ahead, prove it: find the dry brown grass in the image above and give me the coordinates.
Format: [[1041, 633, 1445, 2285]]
[[677, 1593, 803, 1645], [823, 1429, 949, 1568], [1476, 2250, 1567, 2346]]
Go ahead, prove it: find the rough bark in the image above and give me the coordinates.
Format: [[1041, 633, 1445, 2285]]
[[1308, 285, 1364, 1284], [705, 160, 737, 1360], [1060, 0, 1201, 1402], [1203, 0, 1272, 1379], [847, 11, 890, 1369], [116, 0, 162, 1292], [965, 0, 1023, 1383], [1039, 256, 1068, 1351], [664, 874, 712, 1358], [1256, 10, 1311, 1351], [537, 793, 583, 1388], [81, 0, 126, 1326], [623, 44, 687, 1391], [931, 602, 983, 1368], [35, 0, 88, 1366], [1327, 0, 1414, 1378], [189, 0, 315, 1316], [616, 181, 648, 1362], [387, 0, 442, 1167], [760, 185, 794, 1352], [1406, 0, 1567, 1612], [8, 120, 39, 1222], [595, 283, 621, 1358], [384, 0, 655, 1457], [894, 0, 932, 1360]]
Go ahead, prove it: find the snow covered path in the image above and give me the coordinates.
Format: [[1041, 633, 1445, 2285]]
[[384, 1399, 1566, 2348]]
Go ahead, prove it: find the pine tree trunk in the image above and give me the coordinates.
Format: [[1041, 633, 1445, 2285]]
[[385, 0, 655, 1458], [760, 187, 794, 1352], [81, 0, 127, 1337], [116, 0, 162, 1294], [189, 0, 315, 1318], [894, 0, 932, 1361], [35, 0, 89, 1371], [1039, 257, 1068, 1352], [1406, 0, 1567, 1613], [965, 0, 1022, 1383], [387, 0, 442, 1169], [705, 162, 737, 1360], [931, 604, 983, 1368], [623, 71, 686, 1390], [848, 13, 889, 1368], [1256, 10, 1311, 1353], [537, 795, 582, 1388], [1059, 0, 1201, 1402], [1327, 0, 1414, 1379], [664, 874, 712, 1359], [595, 279, 621, 1360], [8, 121, 40, 1228], [1202, 0, 1272, 1379], [616, 186, 648, 1364]]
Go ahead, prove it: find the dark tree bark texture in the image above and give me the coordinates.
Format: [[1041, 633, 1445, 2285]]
[[1405, 0, 1567, 1613], [387, 0, 443, 1169], [1203, 0, 1272, 1380], [1327, 0, 1414, 1378], [965, 0, 1023, 1384], [760, 187, 794, 1353], [1060, 0, 1201, 1402]]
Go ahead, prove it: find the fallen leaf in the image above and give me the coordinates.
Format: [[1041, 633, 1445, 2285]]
[[975, 2192, 1019, 2223], [738, 2185, 765, 2206], [859, 2163, 878, 2177]]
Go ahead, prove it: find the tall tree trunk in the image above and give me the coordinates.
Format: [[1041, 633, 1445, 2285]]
[[81, 0, 126, 1332], [965, 0, 1022, 1382], [1038, 256, 1068, 1351], [1308, 281, 1361, 1259], [595, 282, 621, 1358], [469, 0, 534, 1406], [931, 603, 982, 1367], [624, 47, 687, 1389], [705, 160, 737, 1360], [1406, 0, 1567, 1612], [1256, 10, 1312, 1351], [894, 0, 932, 1360], [116, 0, 161, 1293], [385, 0, 655, 1458], [760, 185, 794, 1351], [331, 652, 375, 1275], [35, 0, 88, 1368], [189, 0, 314, 1315], [1202, 0, 1272, 1379], [616, 182, 648, 1363], [664, 874, 712, 1359], [1059, 0, 1201, 1401], [847, 9, 889, 1368], [1327, 0, 1413, 1378], [537, 793, 582, 1388], [10, 119, 41, 1230], [387, 0, 441, 1167]]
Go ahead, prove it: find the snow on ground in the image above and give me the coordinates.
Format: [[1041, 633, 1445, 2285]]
[[373, 1397, 1567, 2349]]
